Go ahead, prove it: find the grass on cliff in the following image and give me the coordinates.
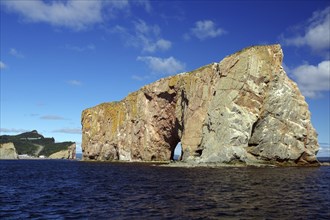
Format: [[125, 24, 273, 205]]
[[10, 141, 40, 156], [39, 142, 74, 156]]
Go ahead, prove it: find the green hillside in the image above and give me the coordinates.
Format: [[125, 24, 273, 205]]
[[0, 130, 74, 157]]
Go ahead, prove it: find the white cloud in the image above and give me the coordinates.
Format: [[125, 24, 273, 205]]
[[291, 60, 330, 98], [67, 80, 82, 86], [111, 20, 172, 53], [9, 48, 24, 58], [40, 115, 67, 120], [0, 61, 7, 70], [0, 128, 29, 134], [2, 1, 103, 30], [134, 19, 159, 35], [283, 6, 330, 57], [2, 0, 151, 31], [53, 128, 81, 134], [1, 0, 151, 30], [155, 39, 172, 51], [137, 56, 185, 75], [187, 20, 226, 40]]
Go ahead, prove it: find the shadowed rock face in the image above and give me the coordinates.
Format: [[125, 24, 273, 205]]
[[81, 45, 319, 166]]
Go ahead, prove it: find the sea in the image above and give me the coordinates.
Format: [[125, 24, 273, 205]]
[[1, 158, 329, 219]]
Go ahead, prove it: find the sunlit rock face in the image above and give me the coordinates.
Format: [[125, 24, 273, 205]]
[[0, 143, 18, 159], [81, 45, 319, 166], [49, 143, 76, 159]]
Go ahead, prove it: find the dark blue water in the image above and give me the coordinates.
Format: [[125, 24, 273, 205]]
[[1, 160, 329, 219], [318, 157, 330, 163]]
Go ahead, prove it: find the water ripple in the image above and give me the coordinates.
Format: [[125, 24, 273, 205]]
[[0, 160, 329, 219]]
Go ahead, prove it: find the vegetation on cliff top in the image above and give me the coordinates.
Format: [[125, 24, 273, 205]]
[[0, 130, 74, 157]]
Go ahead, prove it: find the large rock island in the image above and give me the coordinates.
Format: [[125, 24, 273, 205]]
[[81, 44, 319, 166]]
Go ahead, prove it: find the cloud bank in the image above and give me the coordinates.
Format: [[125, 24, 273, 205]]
[[2, 1, 103, 30], [283, 6, 330, 57], [282, 6, 330, 98], [291, 60, 330, 98], [1, 0, 150, 31]]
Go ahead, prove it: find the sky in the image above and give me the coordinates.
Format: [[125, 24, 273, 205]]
[[0, 0, 329, 157]]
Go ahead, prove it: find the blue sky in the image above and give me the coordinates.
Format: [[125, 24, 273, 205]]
[[0, 0, 329, 157]]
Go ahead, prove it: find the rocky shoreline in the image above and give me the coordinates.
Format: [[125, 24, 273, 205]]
[[162, 161, 330, 168], [78, 158, 329, 167], [320, 162, 330, 166], [17, 154, 75, 160]]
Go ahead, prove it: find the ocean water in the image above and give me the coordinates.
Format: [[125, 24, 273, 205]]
[[1, 160, 329, 219]]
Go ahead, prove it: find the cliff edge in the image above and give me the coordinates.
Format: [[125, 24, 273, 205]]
[[49, 143, 76, 159], [0, 143, 19, 159], [81, 44, 319, 166]]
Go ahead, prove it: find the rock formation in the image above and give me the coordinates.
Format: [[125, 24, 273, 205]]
[[81, 44, 319, 166], [49, 143, 76, 159], [0, 143, 19, 159]]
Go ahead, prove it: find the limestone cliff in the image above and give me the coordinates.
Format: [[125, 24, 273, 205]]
[[0, 143, 19, 159], [49, 143, 76, 159], [81, 45, 319, 166]]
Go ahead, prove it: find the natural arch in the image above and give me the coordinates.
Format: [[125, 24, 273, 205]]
[[171, 142, 182, 161]]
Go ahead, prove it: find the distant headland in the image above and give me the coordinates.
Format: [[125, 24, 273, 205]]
[[0, 130, 76, 159]]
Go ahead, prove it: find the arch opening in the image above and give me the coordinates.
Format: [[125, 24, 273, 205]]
[[171, 142, 182, 161]]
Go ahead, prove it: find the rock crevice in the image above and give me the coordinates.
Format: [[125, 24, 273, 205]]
[[81, 45, 319, 166]]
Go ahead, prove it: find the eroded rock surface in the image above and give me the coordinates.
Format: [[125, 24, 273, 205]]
[[81, 45, 319, 166], [49, 143, 76, 159], [0, 143, 18, 159]]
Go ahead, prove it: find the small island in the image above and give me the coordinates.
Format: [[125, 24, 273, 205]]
[[0, 130, 76, 159]]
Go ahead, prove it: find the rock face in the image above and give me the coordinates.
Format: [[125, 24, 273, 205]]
[[68, 143, 76, 159], [0, 143, 18, 159], [81, 45, 319, 166], [49, 143, 76, 159]]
